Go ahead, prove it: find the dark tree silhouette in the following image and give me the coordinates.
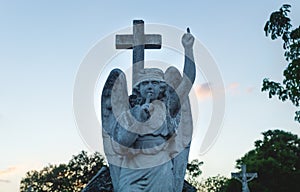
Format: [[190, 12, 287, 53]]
[[20, 151, 105, 192], [262, 4, 300, 123], [201, 175, 229, 192], [20, 151, 200, 191], [225, 130, 300, 192]]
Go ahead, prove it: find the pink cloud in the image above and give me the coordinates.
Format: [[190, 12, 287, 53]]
[[228, 82, 239, 90], [0, 167, 17, 175], [195, 83, 212, 100], [226, 83, 257, 95], [246, 86, 255, 93], [194, 82, 254, 99]]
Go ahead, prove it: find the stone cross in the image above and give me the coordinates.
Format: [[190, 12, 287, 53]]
[[115, 20, 162, 86], [231, 165, 258, 192]]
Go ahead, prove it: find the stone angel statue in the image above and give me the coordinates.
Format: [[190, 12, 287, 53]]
[[101, 28, 196, 192]]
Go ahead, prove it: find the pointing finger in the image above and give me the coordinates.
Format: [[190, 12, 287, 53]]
[[187, 27, 190, 33]]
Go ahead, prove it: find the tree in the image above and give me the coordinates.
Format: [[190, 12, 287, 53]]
[[200, 175, 229, 192], [20, 151, 105, 192], [20, 150, 203, 191], [221, 179, 240, 192], [226, 130, 300, 192], [185, 159, 204, 191], [262, 4, 300, 123]]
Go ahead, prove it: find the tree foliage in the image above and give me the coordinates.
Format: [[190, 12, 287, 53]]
[[262, 4, 300, 123], [185, 160, 230, 192], [200, 175, 229, 192], [185, 159, 204, 191], [226, 129, 300, 192], [186, 159, 203, 178], [20, 151, 105, 192], [20, 151, 204, 191]]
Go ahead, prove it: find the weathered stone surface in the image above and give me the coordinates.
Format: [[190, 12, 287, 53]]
[[231, 165, 258, 192], [82, 166, 196, 192], [101, 19, 196, 191], [82, 166, 113, 192]]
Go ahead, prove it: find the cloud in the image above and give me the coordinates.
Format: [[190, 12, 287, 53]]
[[195, 82, 212, 100], [195, 82, 255, 100], [0, 179, 10, 183], [246, 86, 255, 93], [227, 82, 239, 92], [0, 167, 17, 175], [226, 83, 258, 96]]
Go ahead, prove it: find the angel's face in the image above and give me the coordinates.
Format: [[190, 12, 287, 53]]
[[139, 80, 160, 101]]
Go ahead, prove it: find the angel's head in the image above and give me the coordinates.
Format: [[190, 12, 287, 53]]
[[132, 68, 167, 103]]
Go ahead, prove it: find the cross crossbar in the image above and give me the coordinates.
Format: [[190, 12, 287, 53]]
[[115, 20, 162, 87]]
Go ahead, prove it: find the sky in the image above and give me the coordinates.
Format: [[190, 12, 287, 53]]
[[1, 0, 300, 191]]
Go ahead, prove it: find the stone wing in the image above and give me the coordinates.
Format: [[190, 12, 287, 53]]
[[101, 68, 129, 137], [101, 68, 129, 187]]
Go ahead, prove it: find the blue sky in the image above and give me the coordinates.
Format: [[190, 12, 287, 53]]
[[1, 1, 300, 191]]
